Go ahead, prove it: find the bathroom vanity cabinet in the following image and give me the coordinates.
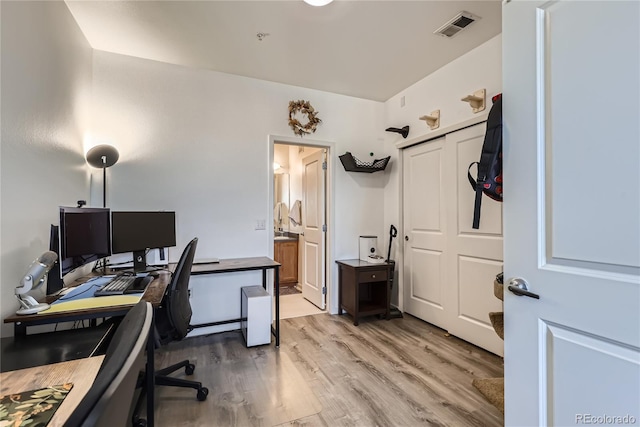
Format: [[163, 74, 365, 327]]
[[336, 259, 392, 326], [274, 238, 298, 286]]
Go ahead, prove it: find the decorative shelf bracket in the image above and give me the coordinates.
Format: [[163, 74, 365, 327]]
[[461, 89, 486, 113], [419, 110, 440, 130]]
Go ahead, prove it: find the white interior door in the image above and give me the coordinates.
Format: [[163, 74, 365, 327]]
[[302, 150, 326, 309], [444, 124, 504, 356], [403, 137, 449, 329], [503, 1, 640, 425]]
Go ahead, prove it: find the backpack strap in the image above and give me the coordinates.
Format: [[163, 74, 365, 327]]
[[468, 162, 483, 229], [472, 185, 483, 229], [468, 162, 478, 188]]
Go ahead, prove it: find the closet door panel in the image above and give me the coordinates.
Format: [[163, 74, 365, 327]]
[[409, 249, 443, 307], [457, 256, 504, 326], [446, 123, 504, 356], [403, 138, 448, 329]]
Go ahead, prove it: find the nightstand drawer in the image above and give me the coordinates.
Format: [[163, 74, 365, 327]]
[[358, 270, 388, 283]]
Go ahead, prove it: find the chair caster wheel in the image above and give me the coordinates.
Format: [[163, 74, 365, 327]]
[[197, 387, 209, 401], [185, 363, 195, 375]]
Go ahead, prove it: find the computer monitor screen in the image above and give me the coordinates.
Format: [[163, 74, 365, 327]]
[[46, 224, 63, 295], [58, 206, 111, 277], [111, 211, 176, 272]]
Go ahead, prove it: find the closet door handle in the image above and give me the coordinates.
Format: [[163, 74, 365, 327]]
[[405, 236, 409, 241]]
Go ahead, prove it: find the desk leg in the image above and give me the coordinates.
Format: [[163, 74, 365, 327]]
[[338, 267, 343, 316], [14, 323, 26, 339], [146, 316, 156, 427]]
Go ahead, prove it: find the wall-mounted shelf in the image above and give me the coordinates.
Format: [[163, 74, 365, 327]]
[[461, 88, 486, 113], [339, 152, 390, 173], [419, 110, 440, 130]]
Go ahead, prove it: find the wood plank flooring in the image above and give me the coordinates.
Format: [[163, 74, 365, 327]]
[[152, 313, 504, 426]]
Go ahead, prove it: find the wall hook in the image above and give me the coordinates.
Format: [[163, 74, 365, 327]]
[[419, 110, 440, 130], [385, 125, 410, 139], [461, 88, 486, 113]]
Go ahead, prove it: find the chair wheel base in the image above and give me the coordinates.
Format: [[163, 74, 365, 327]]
[[197, 387, 209, 401], [185, 363, 195, 375]]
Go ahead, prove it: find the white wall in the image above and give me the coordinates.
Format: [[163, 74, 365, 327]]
[[89, 51, 387, 332], [382, 34, 503, 308], [0, 1, 93, 336]]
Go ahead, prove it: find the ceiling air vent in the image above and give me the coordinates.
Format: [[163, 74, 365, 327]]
[[434, 11, 480, 38]]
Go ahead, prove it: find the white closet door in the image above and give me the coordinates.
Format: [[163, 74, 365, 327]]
[[444, 123, 504, 356], [402, 123, 504, 356], [403, 137, 448, 330]]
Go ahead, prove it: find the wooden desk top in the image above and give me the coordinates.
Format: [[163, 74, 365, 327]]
[[0, 356, 103, 426], [184, 256, 280, 275], [4, 270, 170, 325]]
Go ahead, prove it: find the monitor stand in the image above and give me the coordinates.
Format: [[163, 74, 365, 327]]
[[133, 250, 148, 273]]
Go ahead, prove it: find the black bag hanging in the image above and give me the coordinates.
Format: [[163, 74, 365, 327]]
[[468, 95, 502, 229]]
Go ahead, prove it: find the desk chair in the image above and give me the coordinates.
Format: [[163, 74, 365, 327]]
[[153, 237, 209, 401], [66, 301, 153, 427]]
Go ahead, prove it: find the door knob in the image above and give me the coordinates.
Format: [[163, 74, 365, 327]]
[[507, 277, 540, 299]]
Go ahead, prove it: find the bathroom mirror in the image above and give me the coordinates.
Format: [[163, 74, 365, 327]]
[[274, 173, 290, 232]]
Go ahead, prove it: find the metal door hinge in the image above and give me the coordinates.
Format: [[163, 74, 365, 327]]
[[322, 224, 327, 232], [322, 286, 327, 295], [322, 161, 327, 170]]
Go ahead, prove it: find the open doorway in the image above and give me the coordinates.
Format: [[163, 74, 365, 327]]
[[271, 139, 330, 320]]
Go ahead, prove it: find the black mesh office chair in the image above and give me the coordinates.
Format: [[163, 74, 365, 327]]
[[152, 237, 208, 401], [66, 301, 153, 427]]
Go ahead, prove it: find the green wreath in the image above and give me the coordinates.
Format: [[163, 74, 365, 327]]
[[288, 100, 322, 137]]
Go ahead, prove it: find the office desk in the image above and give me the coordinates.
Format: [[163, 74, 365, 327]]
[[0, 356, 103, 427], [1, 322, 113, 373], [4, 270, 170, 337], [182, 257, 281, 347], [2, 271, 167, 427]]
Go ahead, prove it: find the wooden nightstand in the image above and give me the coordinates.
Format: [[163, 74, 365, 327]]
[[336, 259, 393, 326]]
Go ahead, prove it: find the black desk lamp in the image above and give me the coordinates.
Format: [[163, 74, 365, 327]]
[[86, 144, 119, 208]]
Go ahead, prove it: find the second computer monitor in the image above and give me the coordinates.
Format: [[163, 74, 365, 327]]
[[58, 206, 112, 278], [111, 211, 176, 272]]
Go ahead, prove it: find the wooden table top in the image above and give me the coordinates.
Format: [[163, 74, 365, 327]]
[[4, 270, 170, 325], [0, 356, 103, 426]]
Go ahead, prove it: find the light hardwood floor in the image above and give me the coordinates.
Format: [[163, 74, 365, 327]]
[[153, 313, 504, 426], [280, 293, 324, 319]]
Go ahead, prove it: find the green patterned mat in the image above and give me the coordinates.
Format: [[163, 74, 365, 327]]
[[0, 383, 73, 426]]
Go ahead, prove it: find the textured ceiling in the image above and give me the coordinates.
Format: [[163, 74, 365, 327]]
[[65, 1, 502, 101]]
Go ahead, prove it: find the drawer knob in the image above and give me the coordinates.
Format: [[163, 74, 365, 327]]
[[372, 274, 376, 278]]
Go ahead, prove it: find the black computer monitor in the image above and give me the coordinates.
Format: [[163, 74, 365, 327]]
[[46, 224, 64, 295], [58, 206, 111, 279], [111, 211, 176, 272]]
